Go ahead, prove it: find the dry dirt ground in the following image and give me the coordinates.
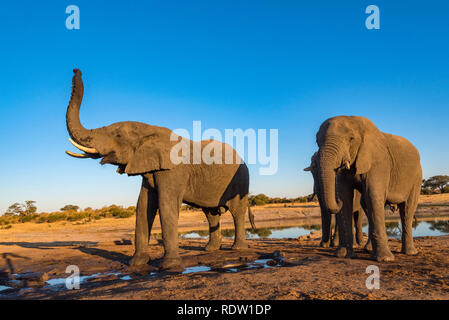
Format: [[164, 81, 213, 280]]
[[0, 194, 448, 300]]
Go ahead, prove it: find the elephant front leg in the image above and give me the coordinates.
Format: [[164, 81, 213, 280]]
[[330, 215, 339, 247], [366, 192, 394, 262], [129, 181, 152, 267], [204, 209, 222, 251], [320, 209, 332, 248], [334, 179, 355, 258], [158, 190, 183, 270]]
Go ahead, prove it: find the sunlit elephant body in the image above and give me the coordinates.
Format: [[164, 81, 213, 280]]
[[315, 116, 422, 262], [305, 153, 365, 248], [65, 69, 255, 269]]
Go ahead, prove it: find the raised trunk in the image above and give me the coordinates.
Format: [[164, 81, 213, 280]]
[[66, 69, 95, 147], [319, 152, 342, 215]]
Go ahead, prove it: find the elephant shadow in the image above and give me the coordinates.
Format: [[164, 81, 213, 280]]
[[76, 247, 131, 264], [0, 241, 98, 250]]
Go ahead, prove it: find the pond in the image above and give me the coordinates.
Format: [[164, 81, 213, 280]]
[[179, 218, 449, 240]]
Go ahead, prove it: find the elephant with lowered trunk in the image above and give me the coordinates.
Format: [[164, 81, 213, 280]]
[[65, 69, 255, 270], [304, 152, 365, 248], [315, 116, 422, 262]]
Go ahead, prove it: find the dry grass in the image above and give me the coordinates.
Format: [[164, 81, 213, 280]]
[[419, 193, 449, 205]]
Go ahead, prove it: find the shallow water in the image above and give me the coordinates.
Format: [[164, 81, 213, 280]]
[[0, 285, 12, 292], [180, 218, 449, 240]]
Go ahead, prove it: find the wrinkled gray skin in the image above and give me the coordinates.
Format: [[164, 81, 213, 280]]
[[315, 116, 422, 262], [304, 152, 365, 248], [65, 69, 256, 270]]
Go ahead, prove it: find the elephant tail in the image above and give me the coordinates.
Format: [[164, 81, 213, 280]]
[[248, 205, 257, 231]]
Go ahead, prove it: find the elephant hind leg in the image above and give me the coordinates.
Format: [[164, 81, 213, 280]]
[[399, 184, 419, 255], [203, 208, 222, 251], [229, 197, 248, 250]]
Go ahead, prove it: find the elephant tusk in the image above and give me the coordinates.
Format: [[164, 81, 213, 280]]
[[68, 138, 98, 154], [65, 150, 90, 158], [345, 161, 350, 170], [303, 166, 312, 172]]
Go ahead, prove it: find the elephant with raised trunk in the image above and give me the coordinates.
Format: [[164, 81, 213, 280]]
[[65, 69, 256, 270], [304, 152, 365, 248], [315, 116, 421, 262]]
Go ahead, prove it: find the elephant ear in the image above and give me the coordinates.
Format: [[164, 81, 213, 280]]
[[355, 138, 372, 175], [125, 137, 176, 175], [355, 131, 385, 175]]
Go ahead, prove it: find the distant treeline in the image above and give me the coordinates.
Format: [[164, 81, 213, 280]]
[[248, 194, 313, 206], [0, 203, 136, 228], [421, 175, 449, 195]]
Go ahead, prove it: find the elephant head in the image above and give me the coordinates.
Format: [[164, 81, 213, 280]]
[[65, 69, 178, 175], [315, 116, 386, 214]]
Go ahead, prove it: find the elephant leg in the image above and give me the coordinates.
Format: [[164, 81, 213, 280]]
[[203, 209, 222, 251], [353, 210, 364, 246], [230, 198, 248, 250], [400, 183, 419, 255], [156, 179, 184, 270], [360, 196, 373, 252], [334, 175, 355, 258], [320, 208, 332, 248], [130, 180, 153, 267], [146, 189, 158, 242], [331, 215, 339, 247], [365, 186, 394, 262]]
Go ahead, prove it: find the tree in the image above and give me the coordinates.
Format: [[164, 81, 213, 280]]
[[5, 202, 24, 216], [24, 200, 37, 215], [249, 194, 270, 206], [60, 205, 79, 212], [5, 200, 37, 216], [422, 175, 449, 193]]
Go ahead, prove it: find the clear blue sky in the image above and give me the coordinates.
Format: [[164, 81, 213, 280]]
[[1, 1, 448, 213]]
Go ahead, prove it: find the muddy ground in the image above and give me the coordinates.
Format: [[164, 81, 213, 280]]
[[1, 197, 448, 300]]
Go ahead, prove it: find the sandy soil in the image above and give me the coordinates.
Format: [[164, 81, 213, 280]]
[[0, 194, 448, 300]]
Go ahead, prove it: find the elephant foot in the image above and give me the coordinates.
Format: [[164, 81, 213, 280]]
[[231, 241, 248, 250], [128, 253, 150, 267], [401, 245, 418, 256], [205, 239, 222, 251], [335, 247, 347, 258], [320, 241, 330, 248], [159, 256, 184, 270], [372, 249, 395, 262]]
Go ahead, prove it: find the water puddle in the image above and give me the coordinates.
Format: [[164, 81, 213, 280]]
[[0, 285, 12, 292], [180, 218, 449, 240], [182, 266, 211, 274], [43, 272, 134, 291]]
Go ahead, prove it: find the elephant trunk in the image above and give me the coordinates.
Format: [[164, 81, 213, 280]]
[[318, 145, 343, 215], [66, 69, 96, 147]]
